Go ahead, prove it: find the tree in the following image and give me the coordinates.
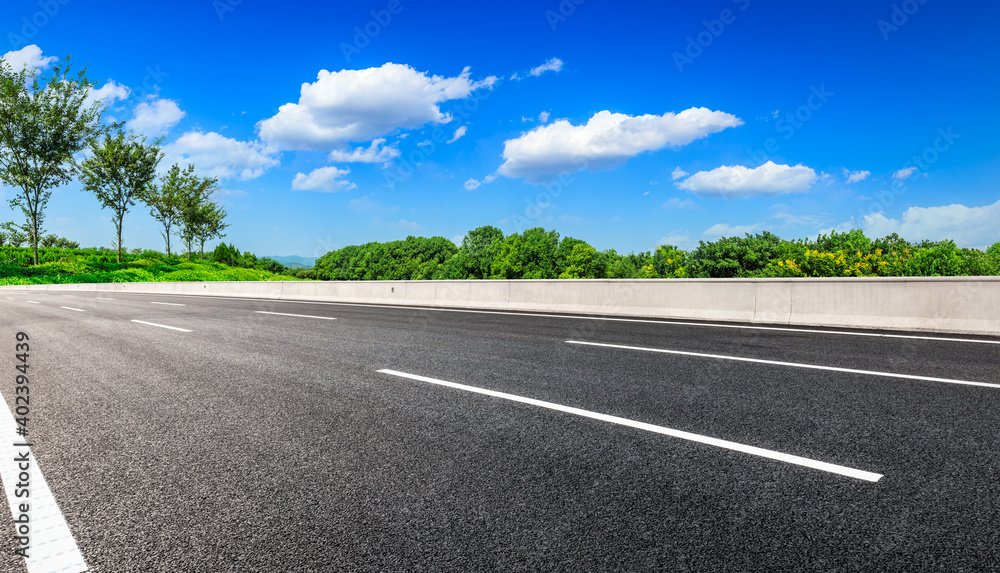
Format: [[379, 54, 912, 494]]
[[517, 227, 561, 279], [687, 231, 786, 278], [175, 171, 225, 259], [559, 243, 599, 279], [459, 225, 504, 279], [211, 242, 242, 266], [0, 56, 106, 265], [193, 201, 229, 258], [142, 164, 193, 256], [79, 129, 163, 262], [1, 221, 29, 248]]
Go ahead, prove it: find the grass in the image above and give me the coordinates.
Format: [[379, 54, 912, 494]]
[[0, 246, 300, 286]]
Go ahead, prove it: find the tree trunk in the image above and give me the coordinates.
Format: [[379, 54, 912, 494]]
[[116, 217, 123, 263], [31, 214, 39, 266]]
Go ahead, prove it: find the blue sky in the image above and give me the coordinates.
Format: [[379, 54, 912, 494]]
[[3, 0, 999, 258]]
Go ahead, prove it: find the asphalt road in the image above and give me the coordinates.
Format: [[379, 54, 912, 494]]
[[0, 289, 998, 572]]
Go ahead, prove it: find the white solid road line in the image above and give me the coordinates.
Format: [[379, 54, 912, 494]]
[[0, 395, 88, 572], [59, 307, 84, 312], [96, 297, 115, 300], [567, 340, 1000, 389], [150, 301, 185, 306], [255, 311, 337, 320], [26, 301, 39, 304], [378, 369, 882, 482], [127, 294, 1000, 346], [130, 320, 192, 332]]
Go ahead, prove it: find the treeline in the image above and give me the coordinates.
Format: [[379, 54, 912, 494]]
[[0, 244, 298, 285], [0, 54, 227, 265], [0, 225, 79, 249], [313, 226, 1000, 280]]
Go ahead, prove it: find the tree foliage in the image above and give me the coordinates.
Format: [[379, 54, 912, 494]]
[[0, 56, 106, 265], [141, 164, 190, 255], [79, 129, 163, 262], [145, 164, 227, 259], [312, 226, 1000, 281]]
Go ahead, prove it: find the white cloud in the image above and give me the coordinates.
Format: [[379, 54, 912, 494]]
[[676, 161, 818, 199], [291, 166, 356, 193], [258, 63, 497, 150], [327, 138, 400, 164], [815, 221, 856, 237], [499, 108, 742, 182], [538, 111, 550, 123], [703, 223, 766, 238], [464, 173, 496, 191], [86, 81, 131, 111], [894, 166, 917, 180], [128, 97, 185, 137], [162, 131, 280, 181], [1, 45, 56, 71], [663, 197, 695, 209], [656, 231, 694, 250], [863, 200, 1000, 249], [348, 195, 398, 213], [386, 218, 421, 231], [843, 168, 870, 184], [446, 125, 467, 144], [211, 188, 248, 199], [529, 57, 564, 77], [559, 214, 585, 223], [671, 167, 689, 180], [769, 204, 826, 227]]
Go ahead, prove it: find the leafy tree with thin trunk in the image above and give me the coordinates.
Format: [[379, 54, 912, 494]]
[[194, 201, 229, 258], [176, 171, 222, 259], [79, 129, 163, 262], [141, 163, 195, 256], [0, 56, 106, 265]]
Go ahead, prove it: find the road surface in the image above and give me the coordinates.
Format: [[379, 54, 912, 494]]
[[0, 289, 998, 571]]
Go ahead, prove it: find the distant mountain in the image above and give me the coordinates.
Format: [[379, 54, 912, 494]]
[[264, 255, 318, 269]]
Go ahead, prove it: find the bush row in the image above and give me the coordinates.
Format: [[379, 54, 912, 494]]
[[313, 227, 1000, 280]]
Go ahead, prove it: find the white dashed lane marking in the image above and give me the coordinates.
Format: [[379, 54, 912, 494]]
[[566, 340, 1000, 389], [378, 369, 883, 482], [130, 320, 192, 332], [255, 311, 337, 321]]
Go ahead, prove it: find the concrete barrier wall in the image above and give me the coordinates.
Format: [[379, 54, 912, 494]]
[[3, 277, 999, 336]]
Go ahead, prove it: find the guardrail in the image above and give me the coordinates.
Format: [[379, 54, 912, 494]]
[[4, 277, 999, 336]]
